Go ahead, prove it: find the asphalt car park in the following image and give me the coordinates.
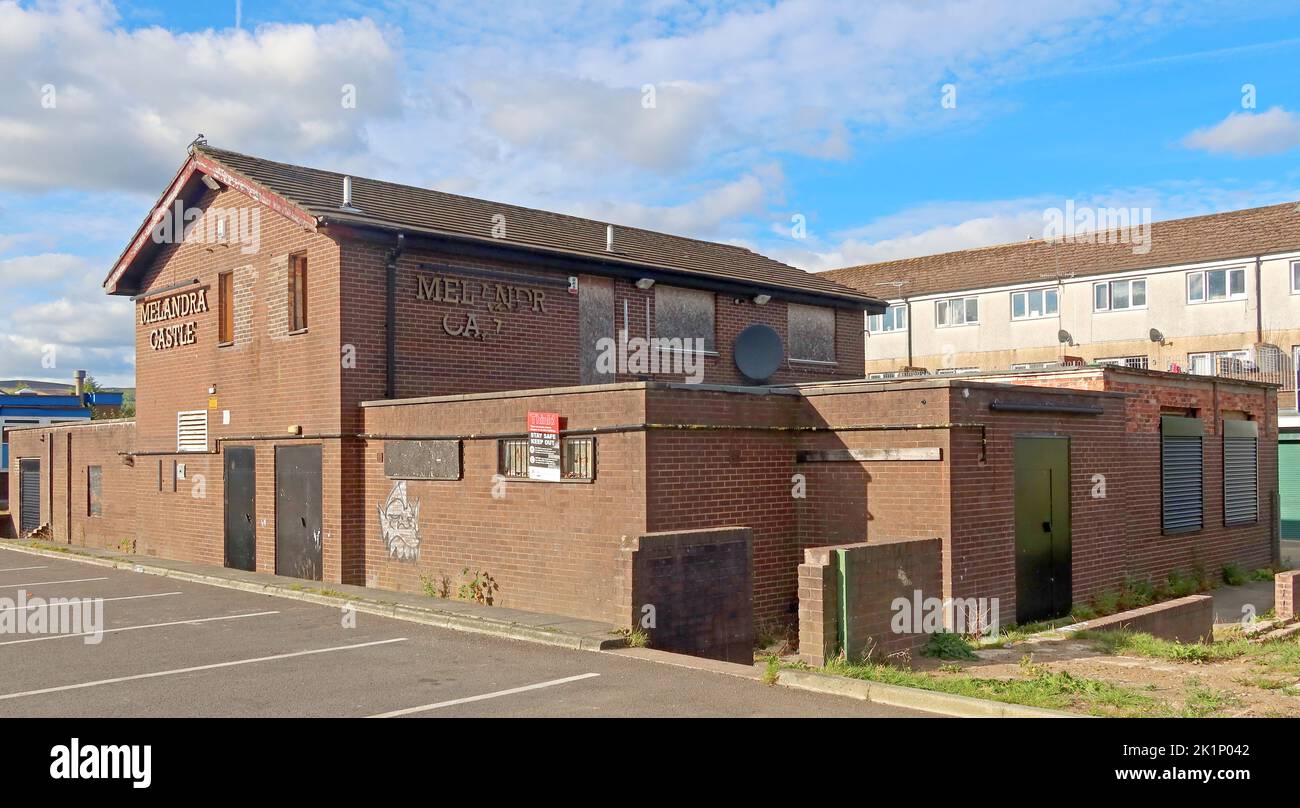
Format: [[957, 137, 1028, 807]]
[[0, 546, 925, 718]]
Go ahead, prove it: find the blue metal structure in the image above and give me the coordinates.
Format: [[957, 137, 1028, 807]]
[[0, 390, 124, 469]]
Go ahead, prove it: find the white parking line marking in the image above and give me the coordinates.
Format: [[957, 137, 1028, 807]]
[[0, 591, 182, 614], [0, 566, 48, 573], [0, 638, 408, 702], [0, 577, 108, 590], [0, 610, 281, 646], [368, 672, 601, 718]]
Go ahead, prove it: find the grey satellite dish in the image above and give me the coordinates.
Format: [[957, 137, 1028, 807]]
[[734, 324, 783, 382]]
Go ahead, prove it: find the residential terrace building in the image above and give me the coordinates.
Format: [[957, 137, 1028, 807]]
[[823, 202, 1300, 407]]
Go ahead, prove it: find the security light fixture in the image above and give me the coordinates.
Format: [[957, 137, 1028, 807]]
[[201, 173, 222, 191], [753, 294, 771, 305], [635, 278, 655, 290]]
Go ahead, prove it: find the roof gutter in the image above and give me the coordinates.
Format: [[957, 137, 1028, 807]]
[[318, 218, 885, 313]]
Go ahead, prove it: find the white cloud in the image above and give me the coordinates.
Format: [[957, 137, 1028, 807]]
[[1183, 107, 1300, 157], [774, 182, 1300, 272], [0, 250, 134, 386], [0, 1, 403, 192], [0, 252, 89, 285], [567, 169, 777, 239]]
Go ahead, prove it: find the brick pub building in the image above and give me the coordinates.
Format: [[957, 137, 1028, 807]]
[[6, 146, 1281, 662]]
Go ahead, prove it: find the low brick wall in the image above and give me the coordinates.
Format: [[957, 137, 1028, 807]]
[[1277, 571, 1298, 621], [798, 537, 943, 667], [621, 527, 754, 664], [1071, 595, 1214, 643]]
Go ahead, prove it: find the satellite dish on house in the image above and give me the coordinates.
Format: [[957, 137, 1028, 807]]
[[733, 324, 783, 382], [1149, 328, 1165, 344], [1057, 329, 1073, 346]]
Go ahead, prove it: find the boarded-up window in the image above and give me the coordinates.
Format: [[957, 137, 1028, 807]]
[[218, 271, 234, 343], [655, 285, 714, 351], [177, 410, 208, 453], [1224, 420, 1259, 526], [289, 254, 308, 332], [788, 303, 836, 362], [87, 466, 102, 517], [1161, 415, 1203, 533]]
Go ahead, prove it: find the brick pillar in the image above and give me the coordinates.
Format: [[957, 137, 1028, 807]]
[[797, 551, 838, 667], [1277, 570, 1299, 621]]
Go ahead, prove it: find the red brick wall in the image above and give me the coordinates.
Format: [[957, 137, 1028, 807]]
[[798, 537, 944, 666], [946, 384, 1130, 619], [989, 369, 1277, 590], [620, 527, 754, 663], [128, 184, 350, 579], [7, 421, 136, 551], [358, 386, 648, 623]]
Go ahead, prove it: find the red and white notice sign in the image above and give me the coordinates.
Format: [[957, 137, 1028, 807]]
[[526, 411, 562, 481]]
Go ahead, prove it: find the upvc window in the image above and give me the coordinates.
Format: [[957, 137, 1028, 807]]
[[1011, 287, 1058, 320], [1093, 278, 1146, 311], [1096, 356, 1149, 370], [935, 296, 978, 327], [1291, 261, 1300, 294], [1188, 350, 1250, 375], [867, 305, 907, 333], [1187, 267, 1246, 303]]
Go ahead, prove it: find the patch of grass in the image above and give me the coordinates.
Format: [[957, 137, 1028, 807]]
[[761, 655, 780, 686], [1221, 564, 1247, 587], [1179, 678, 1242, 718], [1070, 602, 1098, 621], [1077, 629, 1249, 663], [986, 617, 1076, 647], [816, 654, 1164, 716], [626, 628, 649, 648], [1250, 567, 1279, 582], [920, 630, 977, 660], [1235, 674, 1299, 692]]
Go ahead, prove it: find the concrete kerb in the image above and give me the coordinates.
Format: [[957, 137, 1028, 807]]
[[0, 542, 627, 653], [775, 668, 1086, 718]]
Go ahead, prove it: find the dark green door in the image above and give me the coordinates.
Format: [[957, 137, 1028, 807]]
[[1014, 437, 1072, 623], [1280, 437, 1300, 540]]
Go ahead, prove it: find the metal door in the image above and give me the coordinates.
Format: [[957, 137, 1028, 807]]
[[275, 445, 322, 581], [18, 458, 40, 534], [1281, 437, 1300, 539], [223, 447, 257, 571], [1014, 437, 1072, 623]]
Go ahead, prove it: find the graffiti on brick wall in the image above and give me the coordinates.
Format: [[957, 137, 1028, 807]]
[[378, 481, 421, 561]]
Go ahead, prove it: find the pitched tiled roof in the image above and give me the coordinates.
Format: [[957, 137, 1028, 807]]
[[823, 202, 1300, 299], [184, 146, 879, 307]]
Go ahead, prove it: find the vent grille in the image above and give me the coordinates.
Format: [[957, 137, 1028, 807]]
[[177, 410, 208, 453]]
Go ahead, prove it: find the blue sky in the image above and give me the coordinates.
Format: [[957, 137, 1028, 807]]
[[3, 0, 1300, 387]]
